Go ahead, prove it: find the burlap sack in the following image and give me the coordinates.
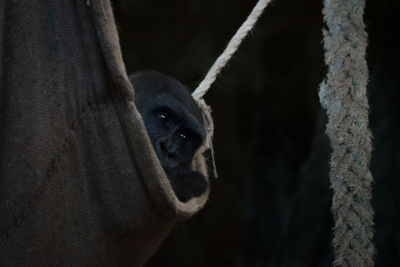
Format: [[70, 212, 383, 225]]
[[0, 0, 209, 266]]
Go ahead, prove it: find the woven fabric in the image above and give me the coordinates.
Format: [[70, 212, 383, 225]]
[[0, 1, 209, 266]]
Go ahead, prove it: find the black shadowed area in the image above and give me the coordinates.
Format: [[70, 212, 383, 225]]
[[112, 0, 400, 266]]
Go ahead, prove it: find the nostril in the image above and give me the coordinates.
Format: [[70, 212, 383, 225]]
[[158, 141, 178, 159]]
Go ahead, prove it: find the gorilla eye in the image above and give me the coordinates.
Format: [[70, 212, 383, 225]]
[[179, 132, 189, 141], [157, 112, 168, 121]]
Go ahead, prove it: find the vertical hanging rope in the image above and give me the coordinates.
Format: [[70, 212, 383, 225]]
[[319, 0, 375, 266]]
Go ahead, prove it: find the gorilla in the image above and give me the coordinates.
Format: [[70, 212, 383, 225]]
[[129, 71, 208, 202]]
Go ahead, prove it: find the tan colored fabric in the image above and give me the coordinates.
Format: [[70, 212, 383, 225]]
[[0, 0, 209, 266]]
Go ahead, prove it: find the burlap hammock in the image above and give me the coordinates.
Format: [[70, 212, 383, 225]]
[[0, 0, 209, 266]]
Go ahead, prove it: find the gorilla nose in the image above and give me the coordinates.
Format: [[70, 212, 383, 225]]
[[167, 144, 177, 154], [160, 141, 177, 158]]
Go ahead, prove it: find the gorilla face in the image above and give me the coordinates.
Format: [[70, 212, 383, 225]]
[[129, 71, 208, 202]]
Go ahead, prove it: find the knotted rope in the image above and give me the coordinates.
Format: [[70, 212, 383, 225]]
[[319, 0, 375, 266], [192, 0, 272, 177]]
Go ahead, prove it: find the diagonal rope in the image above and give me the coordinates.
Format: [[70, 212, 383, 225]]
[[319, 0, 375, 266], [192, 0, 273, 178], [192, 0, 273, 99]]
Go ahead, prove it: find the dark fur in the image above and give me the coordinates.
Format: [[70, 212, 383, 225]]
[[129, 71, 208, 202]]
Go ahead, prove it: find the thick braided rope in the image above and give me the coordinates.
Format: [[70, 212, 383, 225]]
[[319, 0, 375, 266], [192, 0, 273, 99]]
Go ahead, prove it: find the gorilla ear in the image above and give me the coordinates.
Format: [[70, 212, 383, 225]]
[[169, 171, 208, 202]]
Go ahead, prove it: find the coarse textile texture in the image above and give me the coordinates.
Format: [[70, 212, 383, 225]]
[[0, 0, 209, 266], [319, 0, 375, 266]]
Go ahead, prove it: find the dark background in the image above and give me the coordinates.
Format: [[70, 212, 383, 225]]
[[111, 0, 399, 266]]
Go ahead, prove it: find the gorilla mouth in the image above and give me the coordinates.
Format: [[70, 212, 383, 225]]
[[165, 157, 180, 169], [156, 152, 178, 169]]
